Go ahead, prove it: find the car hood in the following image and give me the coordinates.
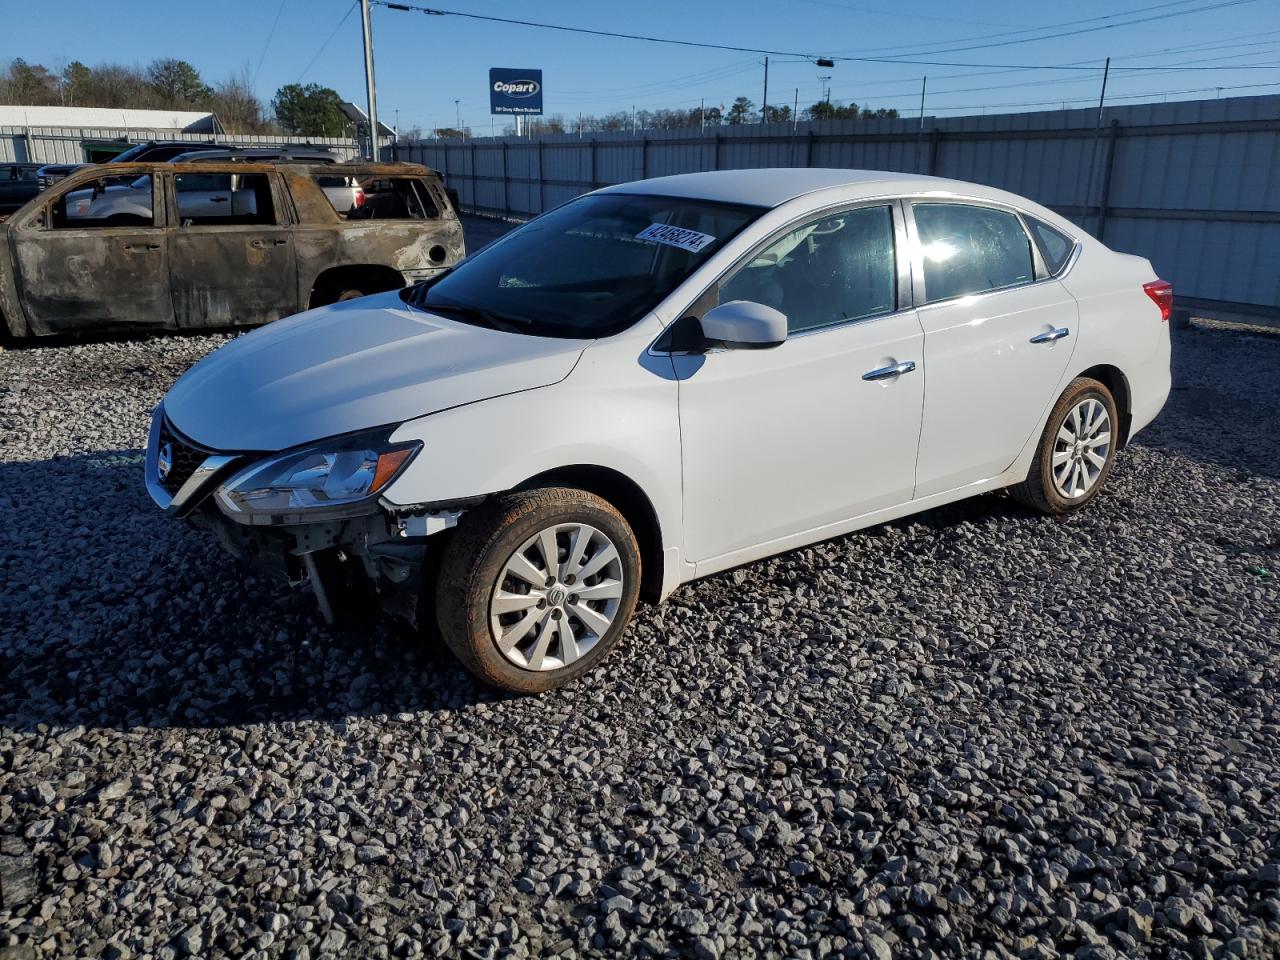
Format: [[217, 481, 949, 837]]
[[163, 290, 590, 451]]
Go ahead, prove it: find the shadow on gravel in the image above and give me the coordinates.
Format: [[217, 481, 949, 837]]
[[1132, 327, 1280, 481], [0, 451, 504, 734], [0, 448, 1034, 735]]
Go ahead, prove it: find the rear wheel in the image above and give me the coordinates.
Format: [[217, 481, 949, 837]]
[[435, 487, 642, 693], [1011, 377, 1118, 514]]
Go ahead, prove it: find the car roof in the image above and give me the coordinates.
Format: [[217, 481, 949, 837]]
[[177, 147, 343, 156], [597, 168, 976, 208], [55, 160, 436, 177]]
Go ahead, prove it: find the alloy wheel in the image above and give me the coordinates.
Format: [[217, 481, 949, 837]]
[[488, 522, 625, 671], [1051, 397, 1112, 499]]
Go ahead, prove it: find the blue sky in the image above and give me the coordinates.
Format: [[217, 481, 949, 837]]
[[6, 0, 1280, 134]]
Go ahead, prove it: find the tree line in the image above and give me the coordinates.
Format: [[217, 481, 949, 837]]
[[431, 96, 899, 140], [2, 58, 899, 141], [0, 58, 353, 138]]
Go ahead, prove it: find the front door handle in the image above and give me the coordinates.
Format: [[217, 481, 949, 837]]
[[249, 239, 288, 249], [862, 359, 917, 381], [1030, 327, 1070, 344], [123, 241, 160, 252], [209, 196, 229, 203]]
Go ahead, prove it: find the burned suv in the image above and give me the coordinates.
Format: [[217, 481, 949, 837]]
[[0, 161, 463, 337]]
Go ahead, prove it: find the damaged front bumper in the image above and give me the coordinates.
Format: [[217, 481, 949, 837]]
[[144, 407, 465, 625]]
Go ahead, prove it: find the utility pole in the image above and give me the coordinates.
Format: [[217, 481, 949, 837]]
[[455, 99, 461, 132], [793, 87, 799, 131], [916, 77, 928, 172], [700, 97, 705, 132], [1082, 56, 1112, 238], [819, 76, 832, 104], [359, 0, 380, 159], [761, 56, 769, 124], [1095, 56, 1111, 127]]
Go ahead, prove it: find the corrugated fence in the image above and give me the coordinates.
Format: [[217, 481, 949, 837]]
[[397, 95, 1280, 315], [0, 128, 365, 165]]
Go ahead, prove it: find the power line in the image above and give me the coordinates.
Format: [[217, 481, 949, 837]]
[[373, 0, 1279, 71], [252, 0, 289, 88], [847, 48, 1280, 104], [827, 0, 1243, 59], [793, 0, 1006, 28], [924, 78, 1280, 113], [861, 0, 1261, 60], [298, 1, 358, 82]]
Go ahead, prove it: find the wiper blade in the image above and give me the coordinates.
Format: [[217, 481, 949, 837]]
[[420, 301, 528, 334]]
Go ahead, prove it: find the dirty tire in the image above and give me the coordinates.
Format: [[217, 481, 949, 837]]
[[435, 487, 642, 694], [335, 289, 365, 302], [1011, 376, 1118, 515]]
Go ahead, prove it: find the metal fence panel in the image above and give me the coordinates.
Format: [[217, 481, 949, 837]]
[[399, 94, 1280, 312]]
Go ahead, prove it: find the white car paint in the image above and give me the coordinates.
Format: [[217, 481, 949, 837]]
[[163, 290, 589, 452], [157, 168, 1171, 602]]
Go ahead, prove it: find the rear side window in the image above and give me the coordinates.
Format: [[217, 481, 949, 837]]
[[348, 176, 440, 220], [1026, 217, 1076, 275], [913, 203, 1035, 303], [175, 172, 276, 226]]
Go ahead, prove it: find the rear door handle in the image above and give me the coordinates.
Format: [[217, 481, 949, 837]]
[[210, 196, 229, 203], [249, 239, 288, 248], [862, 359, 917, 381], [1030, 327, 1070, 344], [123, 241, 160, 251]]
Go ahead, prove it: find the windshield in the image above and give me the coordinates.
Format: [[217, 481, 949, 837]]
[[111, 143, 152, 162], [412, 193, 762, 338]]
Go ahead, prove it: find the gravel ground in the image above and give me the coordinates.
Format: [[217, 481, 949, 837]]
[[1, 251, 1278, 958]]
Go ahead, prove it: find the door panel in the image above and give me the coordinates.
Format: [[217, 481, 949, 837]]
[[913, 281, 1078, 497], [169, 226, 298, 328], [675, 311, 924, 563], [167, 172, 298, 329], [11, 228, 173, 334], [908, 201, 1079, 498], [11, 173, 171, 334], [676, 201, 924, 564]]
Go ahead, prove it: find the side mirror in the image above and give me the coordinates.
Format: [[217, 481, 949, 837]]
[[699, 300, 788, 350]]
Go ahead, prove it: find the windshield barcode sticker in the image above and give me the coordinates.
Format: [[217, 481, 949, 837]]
[[635, 222, 716, 253]]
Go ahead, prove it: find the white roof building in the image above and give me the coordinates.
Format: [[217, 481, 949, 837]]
[[0, 105, 223, 133]]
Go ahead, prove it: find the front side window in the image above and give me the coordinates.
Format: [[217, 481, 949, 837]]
[[719, 205, 897, 334], [52, 173, 153, 229], [412, 193, 762, 338], [914, 203, 1035, 303]]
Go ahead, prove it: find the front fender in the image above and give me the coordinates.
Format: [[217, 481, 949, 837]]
[[382, 325, 685, 580]]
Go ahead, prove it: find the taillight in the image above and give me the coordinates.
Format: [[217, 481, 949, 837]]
[[354, 189, 366, 208], [1143, 279, 1173, 322]]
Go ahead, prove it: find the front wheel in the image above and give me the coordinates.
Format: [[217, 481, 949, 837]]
[[1011, 377, 1118, 514], [435, 487, 642, 693]]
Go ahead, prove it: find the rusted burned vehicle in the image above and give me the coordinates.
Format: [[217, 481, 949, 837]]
[[0, 161, 464, 338]]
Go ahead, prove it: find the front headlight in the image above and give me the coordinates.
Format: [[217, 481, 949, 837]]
[[215, 430, 420, 521]]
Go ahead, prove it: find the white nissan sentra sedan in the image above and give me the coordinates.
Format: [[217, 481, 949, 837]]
[[147, 169, 1172, 693]]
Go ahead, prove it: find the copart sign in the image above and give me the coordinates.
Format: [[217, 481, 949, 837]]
[[489, 68, 544, 116]]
